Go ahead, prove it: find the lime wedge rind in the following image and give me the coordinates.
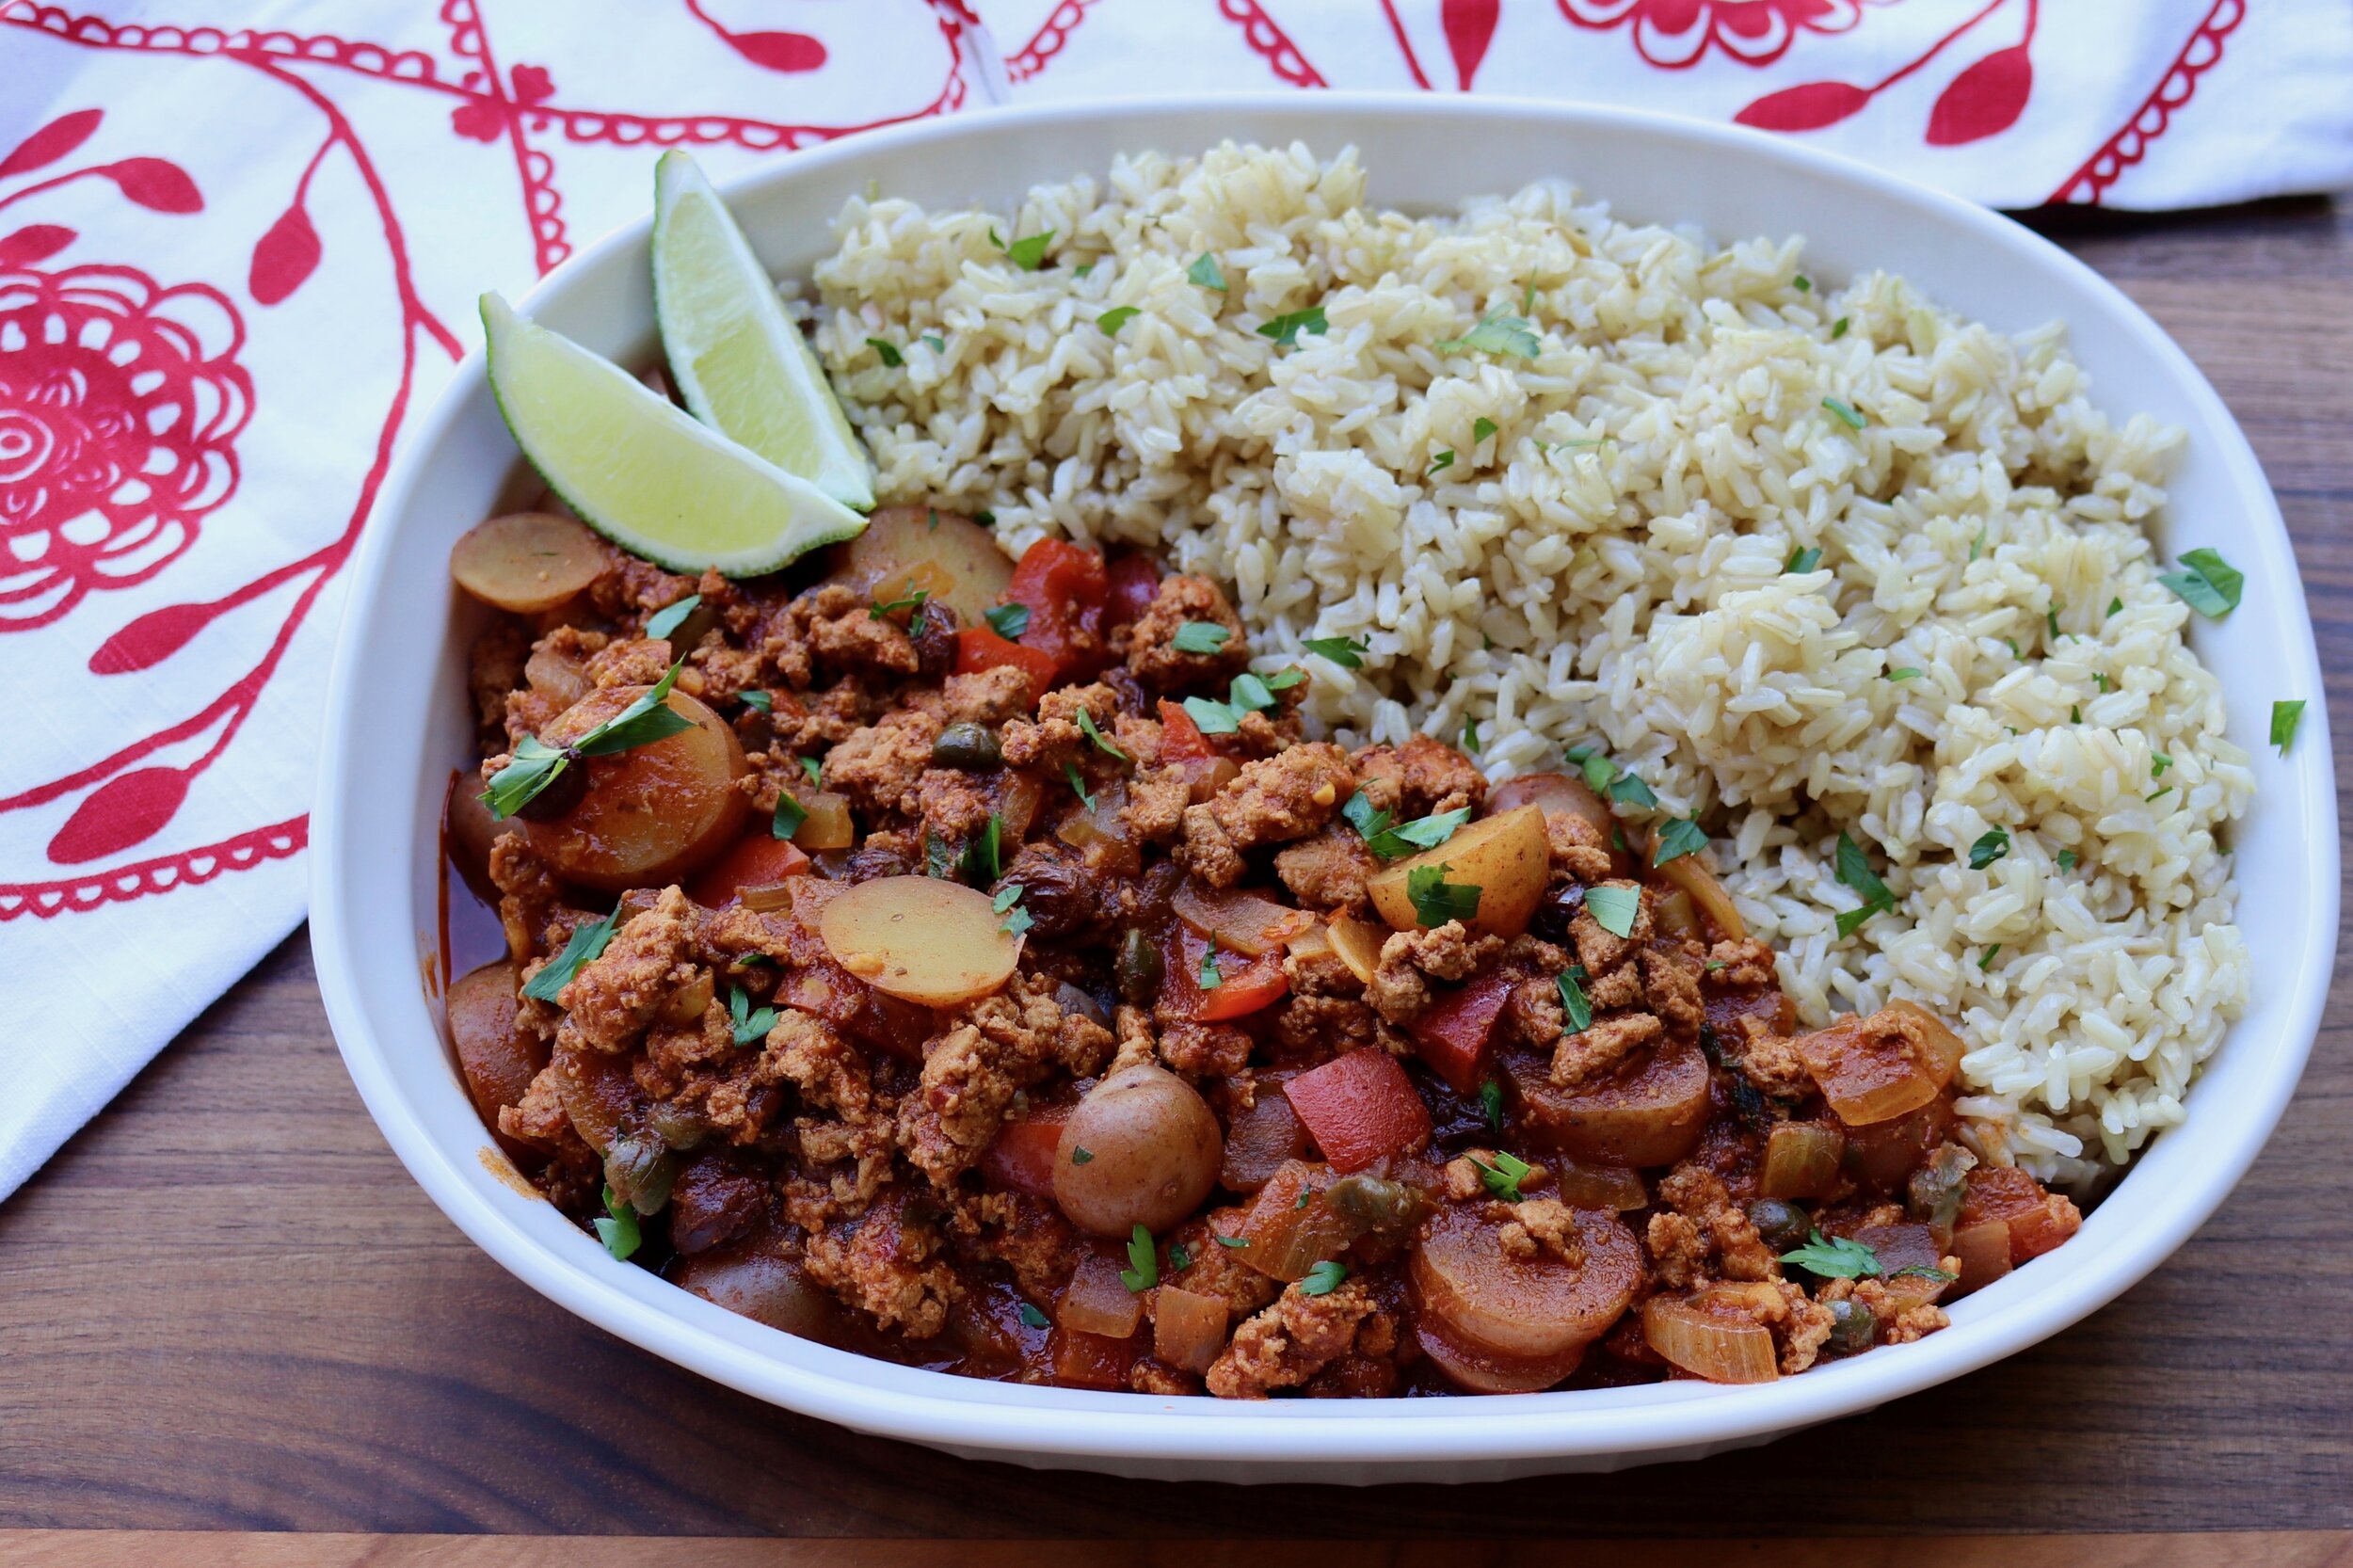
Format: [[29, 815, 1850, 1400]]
[[652, 150, 874, 511], [480, 292, 868, 578]]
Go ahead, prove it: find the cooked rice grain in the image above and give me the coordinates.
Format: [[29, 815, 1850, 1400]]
[[803, 142, 2251, 1186]]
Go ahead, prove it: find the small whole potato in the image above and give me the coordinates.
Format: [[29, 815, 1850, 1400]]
[[1051, 1064, 1224, 1238]]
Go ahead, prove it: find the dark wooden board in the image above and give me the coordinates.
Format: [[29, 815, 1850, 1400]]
[[2, 199, 2347, 1538]]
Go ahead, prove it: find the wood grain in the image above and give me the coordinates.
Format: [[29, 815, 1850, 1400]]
[[4, 1533, 2351, 1568], [1, 199, 2348, 1539]]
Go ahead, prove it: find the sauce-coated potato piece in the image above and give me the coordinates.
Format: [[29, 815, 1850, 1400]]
[[1367, 804, 1548, 938], [450, 511, 607, 614], [520, 684, 747, 891], [1412, 1200, 1641, 1360], [446, 959, 546, 1135], [817, 874, 1021, 1007], [1051, 1064, 1225, 1238], [675, 1242, 843, 1341], [826, 505, 1014, 628]]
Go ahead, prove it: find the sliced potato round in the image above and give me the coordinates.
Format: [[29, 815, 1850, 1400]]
[[818, 874, 1020, 1008], [826, 505, 1013, 628], [450, 511, 607, 614], [1367, 804, 1548, 937], [447, 959, 544, 1133], [1412, 1200, 1641, 1360], [1506, 1038, 1711, 1167], [522, 684, 747, 890]]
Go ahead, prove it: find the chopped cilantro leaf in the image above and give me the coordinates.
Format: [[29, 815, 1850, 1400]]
[[1070, 1146, 1094, 1165], [1303, 634, 1369, 668], [871, 589, 929, 622], [1230, 672, 1277, 712], [922, 333, 945, 352], [1257, 306, 1327, 347], [1968, 827, 2010, 870], [1479, 1080, 1504, 1133], [1779, 1228, 1881, 1279], [1609, 773, 1658, 810], [1793, 274, 1813, 292], [2272, 699, 2306, 755], [2158, 548, 2243, 618], [1096, 305, 1139, 335], [1120, 1224, 1158, 1292], [1472, 416, 1497, 446], [1888, 667, 1923, 682], [1787, 546, 1823, 574], [593, 1186, 640, 1260], [1427, 449, 1455, 475], [1585, 885, 1641, 938], [1017, 1302, 1050, 1330], [1364, 807, 1471, 862], [772, 791, 806, 840], [728, 985, 777, 1047], [1172, 620, 1231, 655], [1199, 936, 1223, 990], [2057, 848, 2079, 872], [992, 227, 1054, 270], [1469, 1150, 1534, 1203], [1064, 761, 1096, 811], [1213, 1233, 1249, 1249], [1821, 396, 1866, 430], [1188, 253, 1227, 291], [2151, 754, 2173, 777], [800, 755, 823, 787], [1076, 706, 1126, 760], [1406, 864, 1481, 928], [1832, 316, 1850, 339], [1300, 1260, 1348, 1296], [523, 904, 622, 1003], [1558, 969, 1592, 1032], [1978, 945, 2000, 969], [865, 337, 903, 368], [645, 594, 700, 641], [1436, 310, 1540, 360], [1182, 696, 1241, 735], [741, 690, 773, 715], [1652, 817, 1708, 867], [984, 602, 1031, 639]]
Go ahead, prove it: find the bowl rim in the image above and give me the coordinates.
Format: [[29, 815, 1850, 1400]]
[[312, 90, 2336, 1467]]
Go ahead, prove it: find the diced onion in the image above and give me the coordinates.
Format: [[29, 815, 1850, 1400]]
[[1641, 1296, 1780, 1384], [1326, 914, 1386, 984], [1231, 1160, 1354, 1282], [1057, 1252, 1144, 1338], [1794, 1012, 1941, 1126], [1172, 879, 1314, 956], [1656, 853, 1748, 941], [793, 791, 856, 851], [1552, 1159, 1648, 1211], [1152, 1284, 1228, 1374], [1760, 1122, 1845, 1200], [1949, 1219, 2013, 1296], [1885, 998, 1965, 1087]]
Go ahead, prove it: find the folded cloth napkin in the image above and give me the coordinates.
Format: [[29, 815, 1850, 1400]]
[[1, 0, 2345, 1201]]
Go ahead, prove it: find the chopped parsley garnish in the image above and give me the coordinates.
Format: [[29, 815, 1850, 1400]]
[[924, 830, 956, 879], [1167, 1241, 1193, 1273], [522, 903, 623, 1003], [1182, 695, 1241, 735], [1888, 667, 1923, 682], [2272, 699, 2306, 755], [1299, 1260, 1348, 1296], [1295, 1191, 1312, 1210], [593, 1185, 640, 1260], [1472, 416, 1497, 446], [923, 333, 945, 353], [1406, 864, 1481, 928], [1213, 1233, 1249, 1249], [1188, 252, 1227, 291], [1427, 449, 1455, 475], [1778, 1228, 1881, 1279], [1584, 884, 1641, 938], [1968, 827, 2010, 870], [800, 756, 823, 787], [1064, 761, 1096, 811], [772, 791, 807, 840], [2071, 705, 2082, 725], [1558, 968, 1593, 1032], [871, 589, 929, 625], [990, 226, 1054, 270], [1070, 1146, 1094, 1165], [645, 594, 701, 641], [865, 337, 903, 368], [2148, 786, 2173, 804], [2057, 848, 2079, 872], [2047, 603, 2063, 641], [1970, 529, 1985, 562], [1120, 1224, 1158, 1293], [742, 690, 773, 715], [1303, 634, 1369, 668], [1230, 672, 1278, 712], [1833, 830, 1895, 937], [1787, 546, 1823, 574], [2093, 673, 2111, 692], [1461, 717, 1479, 755], [1651, 817, 1708, 867], [2151, 753, 2173, 777], [962, 812, 1004, 883], [728, 985, 777, 1047], [2158, 548, 2243, 618], [1977, 945, 2000, 969], [1793, 274, 1813, 292], [1343, 795, 1471, 862], [1435, 310, 1540, 360], [976, 510, 997, 526], [1821, 396, 1865, 430], [1076, 706, 1125, 760], [2107, 596, 2124, 617], [1832, 316, 1850, 339], [1469, 1150, 1533, 1203], [1609, 773, 1659, 810], [1199, 936, 1224, 990], [483, 658, 694, 820], [984, 601, 1031, 639], [1096, 305, 1139, 335], [1172, 620, 1231, 655], [994, 883, 1032, 937], [1017, 1301, 1050, 1330], [1256, 305, 1327, 347], [1073, 263, 1093, 279], [1479, 1079, 1504, 1133]]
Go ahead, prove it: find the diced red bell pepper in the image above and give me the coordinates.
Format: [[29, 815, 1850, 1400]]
[[954, 625, 1058, 703], [1408, 969, 1517, 1095], [1283, 1048, 1433, 1173], [1050, 1326, 1141, 1390], [979, 1104, 1070, 1198], [1165, 926, 1288, 1022], [1959, 1165, 2082, 1264], [685, 832, 810, 907], [1005, 537, 1110, 684], [1157, 697, 1213, 761], [1104, 551, 1161, 627]]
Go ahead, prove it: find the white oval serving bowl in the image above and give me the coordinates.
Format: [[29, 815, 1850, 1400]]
[[312, 95, 2335, 1484]]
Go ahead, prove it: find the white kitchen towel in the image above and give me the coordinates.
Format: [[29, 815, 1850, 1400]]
[[3, 0, 2346, 1201]]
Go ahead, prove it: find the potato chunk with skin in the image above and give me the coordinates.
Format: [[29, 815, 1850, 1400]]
[[519, 684, 747, 890], [451, 511, 606, 614], [1367, 805, 1548, 938], [818, 875, 1021, 1008]]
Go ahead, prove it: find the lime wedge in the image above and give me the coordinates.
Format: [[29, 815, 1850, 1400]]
[[652, 150, 874, 511], [480, 293, 867, 577]]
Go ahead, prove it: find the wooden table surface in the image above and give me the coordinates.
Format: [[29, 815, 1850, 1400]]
[[4, 197, 2348, 1560]]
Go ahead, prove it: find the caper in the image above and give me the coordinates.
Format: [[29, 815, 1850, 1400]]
[[1906, 1143, 1977, 1231], [931, 722, 1001, 771], [1326, 1174, 1420, 1237], [1748, 1197, 1812, 1253], [603, 1128, 677, 1216], [1824, 1297, 1878, 1356], [1114, 927, 1163, 1005]]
